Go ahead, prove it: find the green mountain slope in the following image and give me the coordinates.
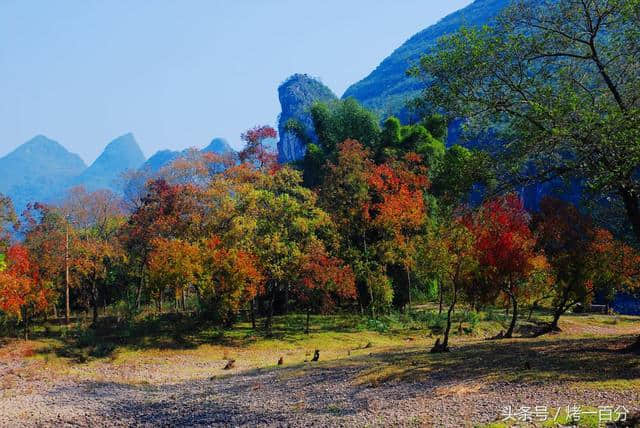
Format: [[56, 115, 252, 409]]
[[342, 0, 511, 118]]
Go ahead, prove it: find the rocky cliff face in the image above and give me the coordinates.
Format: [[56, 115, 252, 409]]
[[277, 74, 337, 163]]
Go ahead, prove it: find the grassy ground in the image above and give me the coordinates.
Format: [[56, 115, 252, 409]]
[[3, 308, 639, 379], [1, 307, 639, 426]]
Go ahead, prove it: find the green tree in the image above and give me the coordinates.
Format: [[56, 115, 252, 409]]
[[419, 216, 477, 352], [225, 165, 339, 335], [310, 98, 381, 153], [411, 0, 640, 243], [379, 117, 445, 167], [291, 98, 381, 187], [432, 145, 493, 206]]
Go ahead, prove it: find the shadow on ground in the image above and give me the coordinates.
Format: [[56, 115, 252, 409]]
[[31, 334, 640, 426]]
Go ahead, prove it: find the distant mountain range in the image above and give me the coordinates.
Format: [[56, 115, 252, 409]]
[[277, 0, 511, 163], [3, 0, 512, 211], [0, 134, 235, 213], [73, 133, 145, 191], [142, 137, 235, 172]]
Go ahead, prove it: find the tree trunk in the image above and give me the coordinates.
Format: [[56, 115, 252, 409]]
[[363, 230, 375, 319], [438, 281, 443, 315], [406, 267, 412, 310], [65, 221, 70, 325], [442, 286, 458, 349], [432, 283, 458, 353], [250, 299, 256, 329], [136, 265, 145, 310], [22, 307, 29, 341], [619, 187, 640, 351], [369, 285, 376, 319], [505, 292, 518, 338], [620, 186, 640, 244], [265, 283, 276, 336], [548, 309, 563, 332], [284, 285, 289, 314], [91, 282, 99, 327], [536, 285, 572, 337]]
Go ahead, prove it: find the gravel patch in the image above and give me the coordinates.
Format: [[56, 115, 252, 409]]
[[1, 360, 638, 427]]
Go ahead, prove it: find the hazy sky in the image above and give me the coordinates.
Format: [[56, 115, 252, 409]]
[[0, 0, 472, 163]]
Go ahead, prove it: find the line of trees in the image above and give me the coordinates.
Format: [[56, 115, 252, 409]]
[[0, 118, 637, 347], [0, 0, 638, 350]]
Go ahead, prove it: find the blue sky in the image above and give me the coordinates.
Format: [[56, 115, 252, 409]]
[[0, 0, 472, 163]]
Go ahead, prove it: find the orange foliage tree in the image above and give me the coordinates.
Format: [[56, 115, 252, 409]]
[[534, 198, 640, 334], [320, 140, 430, 313], [199, 236, 264, 325], [0, 245, 51, 339], [295, 241, 356, 333], [147, 237, 202, 314], [365, 152, 429, 308], [238, 125, 278, 169]]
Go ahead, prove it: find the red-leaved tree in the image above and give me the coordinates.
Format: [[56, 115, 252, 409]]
[[467, 195, 547, 338], [239, 125, 278, 169], [0, 244, 51, 339]]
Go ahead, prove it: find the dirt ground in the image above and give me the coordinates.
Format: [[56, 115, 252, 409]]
[[1, 315, 639, 427]]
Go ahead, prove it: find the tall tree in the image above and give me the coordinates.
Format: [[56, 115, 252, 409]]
[[62, 187, 125, 326], [147, 237, 202, 314], [121, 179, 202, 309], [22, 203, 68, 322], [198, 236, 264, 324], [224, 164, 338, 335], [319, 140, 392, 314], [533, 198, 599, 333], [295, 240, 356, 333], [466, 195, 547, 338], [365, 153, 429, 308], [412, 0, 640, 243], [420, 217, 477, 352], [0, 244, 51, 339]]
